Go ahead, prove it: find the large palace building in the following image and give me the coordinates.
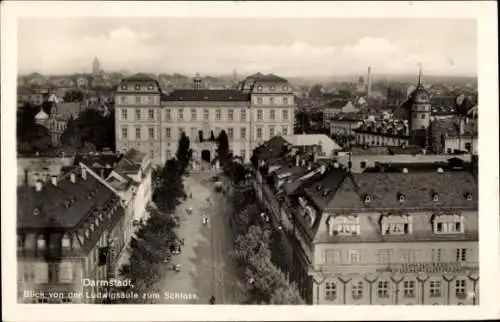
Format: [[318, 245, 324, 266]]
[[115, 73, 296, 165], [252, 136, 479, 305]]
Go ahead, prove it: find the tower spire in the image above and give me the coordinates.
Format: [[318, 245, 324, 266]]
[[417, 63, 423, 86]]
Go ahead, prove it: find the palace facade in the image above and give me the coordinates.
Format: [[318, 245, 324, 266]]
[[114, 73, 296, 165]]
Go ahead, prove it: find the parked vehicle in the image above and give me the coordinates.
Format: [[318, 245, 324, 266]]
[[214, 181, 223, 192]]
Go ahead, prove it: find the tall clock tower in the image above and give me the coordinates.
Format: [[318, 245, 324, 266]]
[[410, 67, 431, 133]]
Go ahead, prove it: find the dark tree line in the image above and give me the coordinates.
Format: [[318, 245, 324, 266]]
[[60, 107, 115, 153], [115, 158, 187, 303]]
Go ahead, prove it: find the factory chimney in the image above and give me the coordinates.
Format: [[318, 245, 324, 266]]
[[367, 66, 372, 98]]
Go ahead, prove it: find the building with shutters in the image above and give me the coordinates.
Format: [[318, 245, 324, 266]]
[[114, 73, 296, 165], [251, 137, 479, 305], [17, 167, 125, 303], [17, 149, 152, 303]]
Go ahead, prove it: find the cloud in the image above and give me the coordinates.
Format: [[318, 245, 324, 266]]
[[18, 24, 476, 77]]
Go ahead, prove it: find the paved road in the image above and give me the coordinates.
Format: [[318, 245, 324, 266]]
[[157, 171, 244, 304]]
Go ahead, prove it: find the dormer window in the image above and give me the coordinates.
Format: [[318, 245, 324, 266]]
[[148, 84, 154, 90], [95, 218, 100, 227], [85, 229, 90, 239], [398, 194, 406, 203], [328, 215, 360, 236], [90, 223, 95, 232], [465, 192, 473, 201], [257, 85, 263, 91], [432, 193, 439, 202], [322, 188, 331, 197], [316, 185, 323, 191], [433, 213, 465, 234], [121, 84, 127, 90], [33, 208, 40, 216], [135, 84, 141, 90], [36, 235, 46, 249], [61, 234, 71, 248], [381, 214, 413, 235], [364, 194, 372, 203]]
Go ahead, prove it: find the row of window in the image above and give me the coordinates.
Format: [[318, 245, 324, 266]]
[[118, 95, 156, 105], [120, 125, 289, 141], [120, 83, 155, 91], [119, 108, 291, 122], [324, 279, 469, 301], [162, 149, 247, 161], [22, 262, 74, 284], [253, 95, 292, 105], [324, 248, 470, 265], [255, 84, 289, 92], [21, 201, 119, 251]]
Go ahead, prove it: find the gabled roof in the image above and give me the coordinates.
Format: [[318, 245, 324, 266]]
[[245, 73, 288, 83], [303, 168, 349, 211], [111, 149, 146, 183], [122, 73, 157, 82], [165, 89, 249, 102]]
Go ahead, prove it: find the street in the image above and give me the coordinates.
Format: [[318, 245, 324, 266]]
[[157, 171, 245, 304]]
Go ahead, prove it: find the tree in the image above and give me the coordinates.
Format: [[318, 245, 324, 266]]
[[153, 159, 186, 213], [19, 124, 52, 154], [216, 130, 230, 166], [115, 207, 180, 304], [176, 131, 192, 173], [74, 107, 115, 150], [60, 116, 82, 149]]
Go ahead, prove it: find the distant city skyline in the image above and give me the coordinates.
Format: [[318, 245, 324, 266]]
[[18, 18, 477, 77]]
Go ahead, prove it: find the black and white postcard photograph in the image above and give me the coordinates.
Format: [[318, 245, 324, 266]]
[[1, 1, 499, 321]]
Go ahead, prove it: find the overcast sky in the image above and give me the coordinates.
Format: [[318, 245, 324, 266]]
[[18, 18, 477, 77]]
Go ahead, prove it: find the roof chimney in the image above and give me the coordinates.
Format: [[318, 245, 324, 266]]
[[313, 152, 317, 163], [402, 168, 408, 173], [70, 173, 76, 183], [50, 176, 57, 186], [333, 162, 340, 168], [100, 169, 105, 178], [459, 118, 465, 135], [82, 168, 87, 180], [24, 168, 29, 186], [35, 181, 42, 192], [295, 154, 300, 167], [437, 167, 444, 173]]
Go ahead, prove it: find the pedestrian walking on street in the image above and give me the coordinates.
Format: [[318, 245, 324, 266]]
[[209, 295, 216, 304]]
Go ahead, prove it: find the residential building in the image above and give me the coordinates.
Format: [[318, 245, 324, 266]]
[[251, 137, 479, 305], [17, 148, 153, 303], [17, 167, 125, 303], [322, 101, 359, 126], [329, 113, 365, 137], [115, 73, 296, 165], [282, 134, 342, 157]]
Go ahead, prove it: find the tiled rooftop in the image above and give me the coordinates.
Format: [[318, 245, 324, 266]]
[[17, 168, 114, 229], [122, 73, 157, 82], [165, 89, 250, 102], [329, 171, 478, 210], [245, 73, 287, 83]]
